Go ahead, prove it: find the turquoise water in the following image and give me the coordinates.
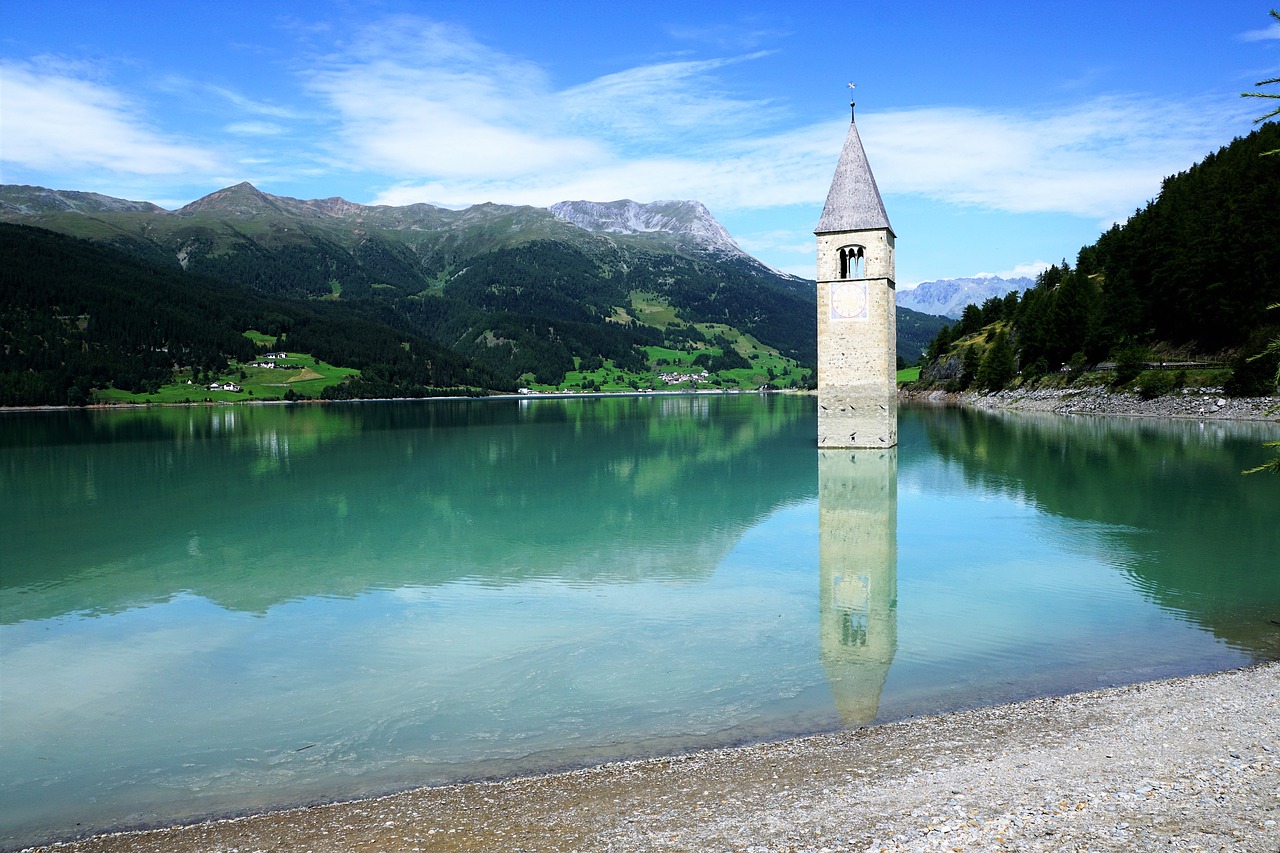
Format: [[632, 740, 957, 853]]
[[1, 396, 1277, 848]]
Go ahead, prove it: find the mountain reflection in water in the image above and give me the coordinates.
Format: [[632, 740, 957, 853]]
[[1, 395, 814, 620]]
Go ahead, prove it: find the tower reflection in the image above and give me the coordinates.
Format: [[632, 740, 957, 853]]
[[818, 448, 898, 726]]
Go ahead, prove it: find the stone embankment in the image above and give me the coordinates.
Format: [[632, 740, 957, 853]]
[[902, 384, 1280, 422]]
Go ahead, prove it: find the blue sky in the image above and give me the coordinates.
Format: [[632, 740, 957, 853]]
[[2, 1, 1277, 285]]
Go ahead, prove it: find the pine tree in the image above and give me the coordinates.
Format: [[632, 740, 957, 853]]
[[1242, 10, 1280, 156], [976, 330, 1016, 391]]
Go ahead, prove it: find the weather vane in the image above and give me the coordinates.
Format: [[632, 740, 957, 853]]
[[848, 82, 857, 119]]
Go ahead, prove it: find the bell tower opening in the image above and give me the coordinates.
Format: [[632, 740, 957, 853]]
[[839, 245, 866, 279]]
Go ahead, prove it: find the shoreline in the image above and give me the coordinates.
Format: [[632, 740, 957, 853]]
[[0, 387, 795, 415], [5, 384, 1276, 424], [26, 662, 1280, 852], [900, 384, 1280, 422]]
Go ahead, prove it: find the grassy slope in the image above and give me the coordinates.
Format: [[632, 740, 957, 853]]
[[522, 293, 813, 392], [96, 338, 360, 404]]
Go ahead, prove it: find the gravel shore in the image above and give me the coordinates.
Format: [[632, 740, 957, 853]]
[[29, 662, 1280, 853], [901, 385, 1279, 422]]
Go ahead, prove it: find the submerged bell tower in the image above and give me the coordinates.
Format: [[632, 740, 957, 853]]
[[814, 99, 897, 448]]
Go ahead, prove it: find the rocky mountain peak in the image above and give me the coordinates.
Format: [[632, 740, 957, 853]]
[[896, 275, 1034, 319], [303, 196, 368, 218], [549, 199, 744, 256], [178, 182, 286, 216]]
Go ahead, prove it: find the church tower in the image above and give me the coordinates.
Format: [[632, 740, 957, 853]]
[[814, 102, 897, 448]]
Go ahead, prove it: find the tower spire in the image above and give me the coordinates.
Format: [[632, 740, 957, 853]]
[[814, 100, 891, 236]]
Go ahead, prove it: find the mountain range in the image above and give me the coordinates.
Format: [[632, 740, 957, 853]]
[[1, 182, 949, 405], [0, 181, 810, 336], [896, 275, 1034, 319], [1, 182, 775, 275]]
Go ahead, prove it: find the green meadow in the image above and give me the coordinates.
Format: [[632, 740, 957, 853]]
[[95, 332, 360, 405]]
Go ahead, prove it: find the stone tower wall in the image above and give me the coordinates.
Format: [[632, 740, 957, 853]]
[[816, 229, 897, 448]]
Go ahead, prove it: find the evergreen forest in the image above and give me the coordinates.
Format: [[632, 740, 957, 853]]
[[0, 224, 490, 406]]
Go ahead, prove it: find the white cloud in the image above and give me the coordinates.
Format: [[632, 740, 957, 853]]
[[316, 16, 802, 206], [735, 229, 815, 259], [1000, 261, 1053, 280], [1240, 21, 1280, 41], [557, 53, 780, 145], [970, 261, 1053, 281], [309, 16, 606, 180], [225, 121, 286, 136], [202, 83, 301, 119], [368, 141, 827, 211], [0, 62, 221, 178], [369, 92, 1247, 238], [665, 20, 791, 51], [321, 17, 1250, 237], [8, 10, 1248, 251], [861, 97, 1252, 220]]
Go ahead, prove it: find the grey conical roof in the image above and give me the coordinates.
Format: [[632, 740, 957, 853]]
[[815, 111, 892, 235]]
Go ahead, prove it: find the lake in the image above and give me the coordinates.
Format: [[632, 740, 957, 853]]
[[2, 395, 1277, 849]]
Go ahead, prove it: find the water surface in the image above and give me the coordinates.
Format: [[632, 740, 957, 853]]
[[1, 396, 1276, 849]]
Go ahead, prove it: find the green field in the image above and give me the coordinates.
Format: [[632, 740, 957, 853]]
[[897, 366, 921, 383], [625, 292, 681, 328], [95, 346, 360, 405], [522, 294, 814, 392], [519, 339, 811, 394], [96, 319, 812, 404], [242, 330, 277, 346]]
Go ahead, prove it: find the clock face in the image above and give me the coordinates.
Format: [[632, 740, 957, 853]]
[[830, 281, 868, 320]]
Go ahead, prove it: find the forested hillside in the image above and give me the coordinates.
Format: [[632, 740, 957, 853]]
[[0, 222, 817, 404], [0, 225, 489, 406], [917, 122, 1280, 395], [2, 184, 832, 401], [0, 184, 817, 356]]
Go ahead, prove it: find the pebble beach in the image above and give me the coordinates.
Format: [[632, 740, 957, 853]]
[[901, 385, 1279, 422], [28, 662, 1280, 853]]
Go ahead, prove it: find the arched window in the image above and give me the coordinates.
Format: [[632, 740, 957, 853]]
[[838, 245, 865, 279]]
